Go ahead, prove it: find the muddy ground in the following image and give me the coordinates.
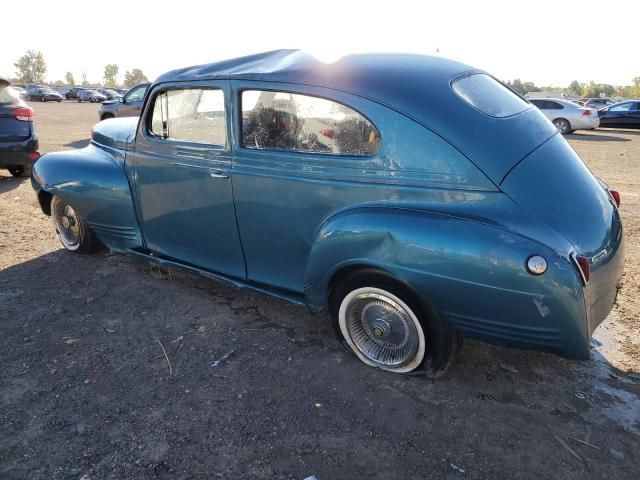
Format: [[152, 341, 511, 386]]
[[0, 102, 639, 479]]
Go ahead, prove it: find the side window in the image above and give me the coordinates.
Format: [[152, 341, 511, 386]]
[[241, 90, 380, 155], [149, 88, 226, 145], [549, 101, 563, 110], [126, 85, 147, 103], [610, 103, 632, 112]]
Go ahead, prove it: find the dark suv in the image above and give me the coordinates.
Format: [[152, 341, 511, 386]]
[[65, 87, 83, 100], [0, 79, 39, 177]]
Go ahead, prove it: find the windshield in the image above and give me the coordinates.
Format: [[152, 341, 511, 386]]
[[452, 73, 530, 118]]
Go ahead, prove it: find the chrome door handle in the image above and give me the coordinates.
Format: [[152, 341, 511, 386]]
[[209, 169, 229, 179]]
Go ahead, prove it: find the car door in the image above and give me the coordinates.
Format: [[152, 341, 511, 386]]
[[628, 102, 640, 127], [544, 100, 565, 120], [118, 84, 148, 117], [529, 100, 551, 120], [601, 102, 633, 127], [229, 81, 492, 293], [130, 81, 246, 278]]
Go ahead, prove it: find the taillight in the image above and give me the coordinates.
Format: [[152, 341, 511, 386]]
[[27, 151, 40, 161], [13, 106, 34, 121], [610, 190, 621, 207], [582, 109, 592, 116], [571, 254, 590, 285]]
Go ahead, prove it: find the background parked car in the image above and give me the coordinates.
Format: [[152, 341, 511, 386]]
[[77, 89, 107, 103], [98, 89, 122, 101], [598, 101, 640, 128], [65, 87, 84, 100], [583, 98, 616, 110], [99, 82, 149, 120], [0, 79, 39, 177], [27, 86, 63, 102], [11, 86, 28, 99], [529, 98, 599, 134]]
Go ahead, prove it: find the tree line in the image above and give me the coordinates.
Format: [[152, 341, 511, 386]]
[[505, 77, 640, 98], [12, 50, 148, 88]]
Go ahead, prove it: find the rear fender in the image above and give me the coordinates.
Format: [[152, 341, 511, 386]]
[[31, 144, 142, 251], [304, 205, 589, 358]]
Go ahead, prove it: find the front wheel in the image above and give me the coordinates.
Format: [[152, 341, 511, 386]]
[[51, 196, 103, 254], [40, 96, 46, 102], [331, 269, 456, 375], [7, 165, 32, 178]]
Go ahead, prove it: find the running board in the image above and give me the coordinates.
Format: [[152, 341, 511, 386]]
[[127, 248, 307, 307]]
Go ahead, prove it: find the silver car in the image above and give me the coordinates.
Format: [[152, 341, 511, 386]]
[[529, 98, 599, 134], [98, 83, 149, 120], [77, 89, 107, 103]]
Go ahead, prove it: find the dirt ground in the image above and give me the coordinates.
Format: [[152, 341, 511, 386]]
[[1, 102, 639, 480]]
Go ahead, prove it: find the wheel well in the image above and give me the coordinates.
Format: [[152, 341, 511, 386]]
[[101, 113, 114, 120], [328, 264, 418, 312], [38, 190, 53, 216]]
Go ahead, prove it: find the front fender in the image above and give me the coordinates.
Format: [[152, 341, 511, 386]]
[[31, 143, 142, 252], [304, 206, 589, 359]]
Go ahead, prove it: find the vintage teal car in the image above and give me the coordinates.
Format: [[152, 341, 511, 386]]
[[31, 50, 624, 375]]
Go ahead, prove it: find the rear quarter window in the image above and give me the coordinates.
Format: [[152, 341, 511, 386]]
[[452, 73, 530, 118]]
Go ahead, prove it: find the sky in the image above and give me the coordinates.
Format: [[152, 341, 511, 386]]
[[1, 0, 638, 87]]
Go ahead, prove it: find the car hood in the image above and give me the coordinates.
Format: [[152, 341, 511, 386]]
[[92, 116, 138, 149]]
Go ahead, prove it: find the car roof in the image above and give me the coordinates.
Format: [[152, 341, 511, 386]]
[[155, 49, 558, 183], [531, 98, 579, 105]]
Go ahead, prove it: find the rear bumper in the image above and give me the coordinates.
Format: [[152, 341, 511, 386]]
[[0, 137, 39, 166], [585, 219, 624, 334], [572, 116, 600, 130]]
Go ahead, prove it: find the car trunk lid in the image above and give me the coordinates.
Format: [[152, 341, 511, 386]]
[[0, 105, 32, 142]]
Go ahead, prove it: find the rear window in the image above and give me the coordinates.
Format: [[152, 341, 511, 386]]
[[452, 73, 530, 118]]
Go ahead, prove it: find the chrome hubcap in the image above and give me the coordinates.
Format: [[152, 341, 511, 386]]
[[52, 198, 81, 250], [339, 288, 426, 372]]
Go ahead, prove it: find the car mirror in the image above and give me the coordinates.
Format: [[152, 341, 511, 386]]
[[119, 97, 125, 104]]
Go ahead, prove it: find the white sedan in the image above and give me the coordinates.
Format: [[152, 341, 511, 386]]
[[529, 98, 599, 134]]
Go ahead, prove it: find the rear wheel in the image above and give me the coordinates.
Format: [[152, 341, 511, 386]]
[[330, 269, 456, 375], [40, 96, 46, 102], [553, 118, 571, 135], [7, 165, 31, 178], [51, 196, 103, 254]]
